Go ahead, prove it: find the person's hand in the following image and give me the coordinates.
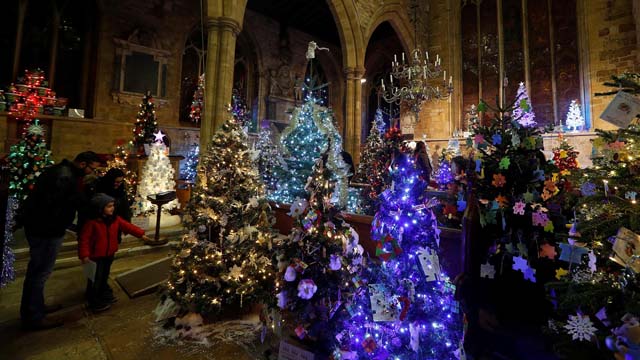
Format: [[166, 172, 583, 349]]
[[81, 257, 90, 264], [141, 235, 151, 242]]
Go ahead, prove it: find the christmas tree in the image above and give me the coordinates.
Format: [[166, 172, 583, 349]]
[[167, 117, 274, 316], [353, 109, 388, 215], [269, 92, 349, 207], [552, 134, 579, 176], [189, 73, 204, 123], [546, 124, 640, 358], [542, 72, 640, 359], [564, 100, 585, 132], [180, 143, 199, 183], [7, 121, 54, 201], [512, 82, 536, 128], [461, 96, 570, 358], [274, 148, 364, 354], [131, 94, 159, 149], [254, 121, 283, 194], [133, 138, 178, 215], [337, 147, 462, 359], [231, 89, 251, 130], [3, 121, 54, 288], [2, 69, 57, 288]]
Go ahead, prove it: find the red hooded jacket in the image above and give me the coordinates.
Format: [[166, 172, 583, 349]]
[[78, 216, 145, 259]]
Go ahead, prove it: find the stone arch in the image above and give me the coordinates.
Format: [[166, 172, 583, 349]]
[[365, 3, 415, 55], [326, 0, 365, 70]]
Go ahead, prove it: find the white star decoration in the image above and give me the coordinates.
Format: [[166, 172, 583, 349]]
[[153, 130, 166, 143]]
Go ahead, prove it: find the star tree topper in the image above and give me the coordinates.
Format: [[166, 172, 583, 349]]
[[153, 130, 166, 144]]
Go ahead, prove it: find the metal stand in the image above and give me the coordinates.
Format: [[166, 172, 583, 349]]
[[146, 191, 177, 245]]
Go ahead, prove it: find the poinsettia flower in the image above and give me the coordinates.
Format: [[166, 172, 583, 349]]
[[492, 173, 506, 187]]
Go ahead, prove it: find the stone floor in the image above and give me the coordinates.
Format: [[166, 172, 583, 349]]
[[0, 251, 266, 360]]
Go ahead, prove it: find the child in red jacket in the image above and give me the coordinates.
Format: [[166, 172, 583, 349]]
[[78, 193, 150, 312]]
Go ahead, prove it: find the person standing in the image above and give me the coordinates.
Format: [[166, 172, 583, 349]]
[[78, 193, 149, 312], [95, 168, 131, 243], [19, 151, 101, 330], [414, 141, 433, 185]]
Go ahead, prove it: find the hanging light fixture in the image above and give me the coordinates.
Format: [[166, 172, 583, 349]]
[[380, 0, 453, 127]]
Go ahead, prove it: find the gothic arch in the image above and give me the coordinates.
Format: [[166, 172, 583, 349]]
[[365, 4, 415, 55], [326, 0, 366, 70]]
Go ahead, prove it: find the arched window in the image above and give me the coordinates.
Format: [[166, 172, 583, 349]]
[[461, 0, 583, 128], [304, 60, 329, 106], [179, 26, 206, 124]]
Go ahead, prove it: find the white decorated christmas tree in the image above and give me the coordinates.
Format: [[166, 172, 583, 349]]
[[513, 82, 536, 128], [565, 100, 585, 132], [134, 135, 178, 215]]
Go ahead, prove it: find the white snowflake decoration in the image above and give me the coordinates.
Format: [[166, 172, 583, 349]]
[[27, 122, 45, 136], [564, 313, 597, 341]]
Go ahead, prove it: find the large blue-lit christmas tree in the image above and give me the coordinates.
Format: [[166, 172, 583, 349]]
[[268, 76, 349, 207], [336, 148, 463, 359]]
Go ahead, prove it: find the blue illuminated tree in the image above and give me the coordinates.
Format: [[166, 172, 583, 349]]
[[255, 121, 284, 194], [180, 143, 199, 183], [336, 148, 463, 359], [268, 92, 349, 207]]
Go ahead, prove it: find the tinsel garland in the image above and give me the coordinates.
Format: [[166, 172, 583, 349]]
[[1, 196, 18, 288]]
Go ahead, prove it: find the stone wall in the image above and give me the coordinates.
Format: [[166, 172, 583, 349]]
[[583, 0, 639, 130]]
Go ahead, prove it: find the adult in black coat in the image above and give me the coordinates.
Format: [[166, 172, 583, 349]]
[[19, 151, 101, 330]]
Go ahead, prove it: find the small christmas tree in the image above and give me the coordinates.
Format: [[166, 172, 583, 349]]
[[565, 100, 585, 132], [7, 121, 54, 201], [131, 94, 159, 149], [337, 148, 462, 359], [3, 121, 53, 288], [231, 89, 251, 130], [134, 138, 178, 215], [180, 143, 199, 183], [254, 121, 284, 194], [167, 118, 274, 316], [189, 74, 204, 123], [353, 109, 387, 215], [512, 82, 536, 128], [274, 148, 363, 354], [552, 134, 579, 175]]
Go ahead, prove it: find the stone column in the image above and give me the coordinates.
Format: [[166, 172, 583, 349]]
[[343, 67, 364, 165], [201, 16, 241, 150]]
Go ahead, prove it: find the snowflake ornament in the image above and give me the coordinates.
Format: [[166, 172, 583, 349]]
[[513, 200, 526, 215], [564, 313, 597, 341]]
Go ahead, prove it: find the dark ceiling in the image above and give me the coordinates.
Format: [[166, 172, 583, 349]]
[[246, 0, 341, 45]]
